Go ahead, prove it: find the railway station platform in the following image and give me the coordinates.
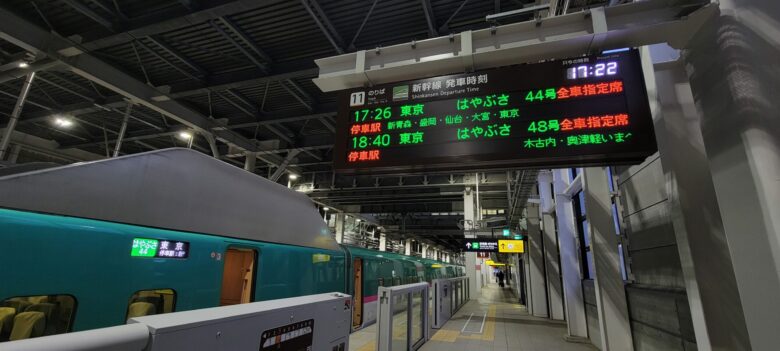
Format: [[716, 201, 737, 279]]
[[351, 283, 596, 351]]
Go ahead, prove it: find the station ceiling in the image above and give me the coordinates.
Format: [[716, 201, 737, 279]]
[[0, 0, 606, 250]]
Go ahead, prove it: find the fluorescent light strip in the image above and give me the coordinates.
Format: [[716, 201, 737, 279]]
[[602, 47, 630, 54]]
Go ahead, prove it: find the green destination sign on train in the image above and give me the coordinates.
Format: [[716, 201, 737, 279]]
[[131, 237, 190, 259], [334, 49, 656, 173]]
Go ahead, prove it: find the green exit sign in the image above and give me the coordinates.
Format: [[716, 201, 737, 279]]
[[514, 235, 523, 240], [131, 238, 159, 257], [502, 228, 511, 236]]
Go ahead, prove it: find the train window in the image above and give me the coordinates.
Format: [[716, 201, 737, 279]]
[[126, 289, 176, 320], [0, 294, 76, 342]]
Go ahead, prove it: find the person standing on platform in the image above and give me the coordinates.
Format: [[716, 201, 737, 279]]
[[497, 270, 505, 288]]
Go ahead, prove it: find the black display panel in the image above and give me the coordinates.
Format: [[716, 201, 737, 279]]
[[334, 49, 656, 173], [260, 319, 314, 351]]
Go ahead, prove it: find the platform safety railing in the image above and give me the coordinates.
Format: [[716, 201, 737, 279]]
[[376, 282, 430, 351], [432, 276, 469, 329]]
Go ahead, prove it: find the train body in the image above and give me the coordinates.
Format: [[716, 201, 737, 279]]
[[0, 149, 463, 342]]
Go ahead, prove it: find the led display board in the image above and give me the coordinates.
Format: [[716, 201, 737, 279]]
[[464, 239, 499, 252], [130, 238, 189, 259], [334, 49, 656, 173]]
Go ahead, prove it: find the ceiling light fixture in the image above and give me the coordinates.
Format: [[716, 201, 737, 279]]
[[53, 117, 74, 128], [178, 131, 193, 140], [18, 62, 29, 68]]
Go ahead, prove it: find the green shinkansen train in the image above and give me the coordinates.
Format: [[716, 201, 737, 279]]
[[0, 149, 463, 343]]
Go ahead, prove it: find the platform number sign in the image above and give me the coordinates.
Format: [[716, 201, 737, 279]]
[[350, 91, 365, 107]]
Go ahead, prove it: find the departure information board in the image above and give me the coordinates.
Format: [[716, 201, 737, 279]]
[[334, 49, 656, 173]]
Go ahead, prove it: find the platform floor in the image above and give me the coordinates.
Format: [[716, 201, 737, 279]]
[[350, 283, 597, 351]]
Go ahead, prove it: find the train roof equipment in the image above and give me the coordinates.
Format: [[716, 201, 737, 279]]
[[0, 148, 339, 251]]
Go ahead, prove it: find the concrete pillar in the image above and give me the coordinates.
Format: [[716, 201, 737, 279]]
[[644, 5, 780, 347], [379, 233, 387, 251], [641, 45, 752, 351], [539, 171, 564, 320], [582, 167, 633, 351], [421, 244, 428, 258], [7, 144, 21, 163], [526, 202, 548, 318], [552, 169, 588, 339], [405, 240, 411, 256], [334, 213, 345, 244]]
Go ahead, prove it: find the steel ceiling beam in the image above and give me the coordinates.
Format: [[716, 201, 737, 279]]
[[439, 0, 469, 33], [168, 66, 319, 99], [134, 39, 203, 81], [0, 60, 63, 84], [61, 0, 116, 31], [0, 7, 262, 155], [210, 19, 269, 72], [314, 0, 716, 92], [420, 0, 439, 37], [300, 0, 345, 54], [61, 129, 179, 149], [318, 118, 335, 133], [279, 80, 313, 111], [217, 16, 273, 64], [55, 0, 283, 55], [348, 0, 379, 50], [145, 36, 207, 76], [216, 111, 337, 130], [17, 98, 165, 131], [19, 67, 321, 120], [269, 150, 300, 182]]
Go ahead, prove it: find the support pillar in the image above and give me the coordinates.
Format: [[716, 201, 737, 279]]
[[7, 144, 21, 163], [526, 202, 548, 318], [421, 244, 428, 259], [0, 72, 35, 160], [464, 187, 481, 298], [684, 7, 780, 350], [244, 151, 257, 172], [636, 4, 780, 347], [552, 169, 588, 339], [582, 167, 633, 351], [539, 171, 564, 320], [204, 134, 220, 158], [404, 240, 411, 256], [334, 213, 345, 244], [379, 233, 386, 251], [641, 45, 752, 351], [112, 104, 132, 157]]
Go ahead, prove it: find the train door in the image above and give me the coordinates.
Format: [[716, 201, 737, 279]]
[[220, 248, 257, 306], [352, 257, 363, 329]]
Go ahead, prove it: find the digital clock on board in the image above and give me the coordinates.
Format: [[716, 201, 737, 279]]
[[566, 62, 618, 79]]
